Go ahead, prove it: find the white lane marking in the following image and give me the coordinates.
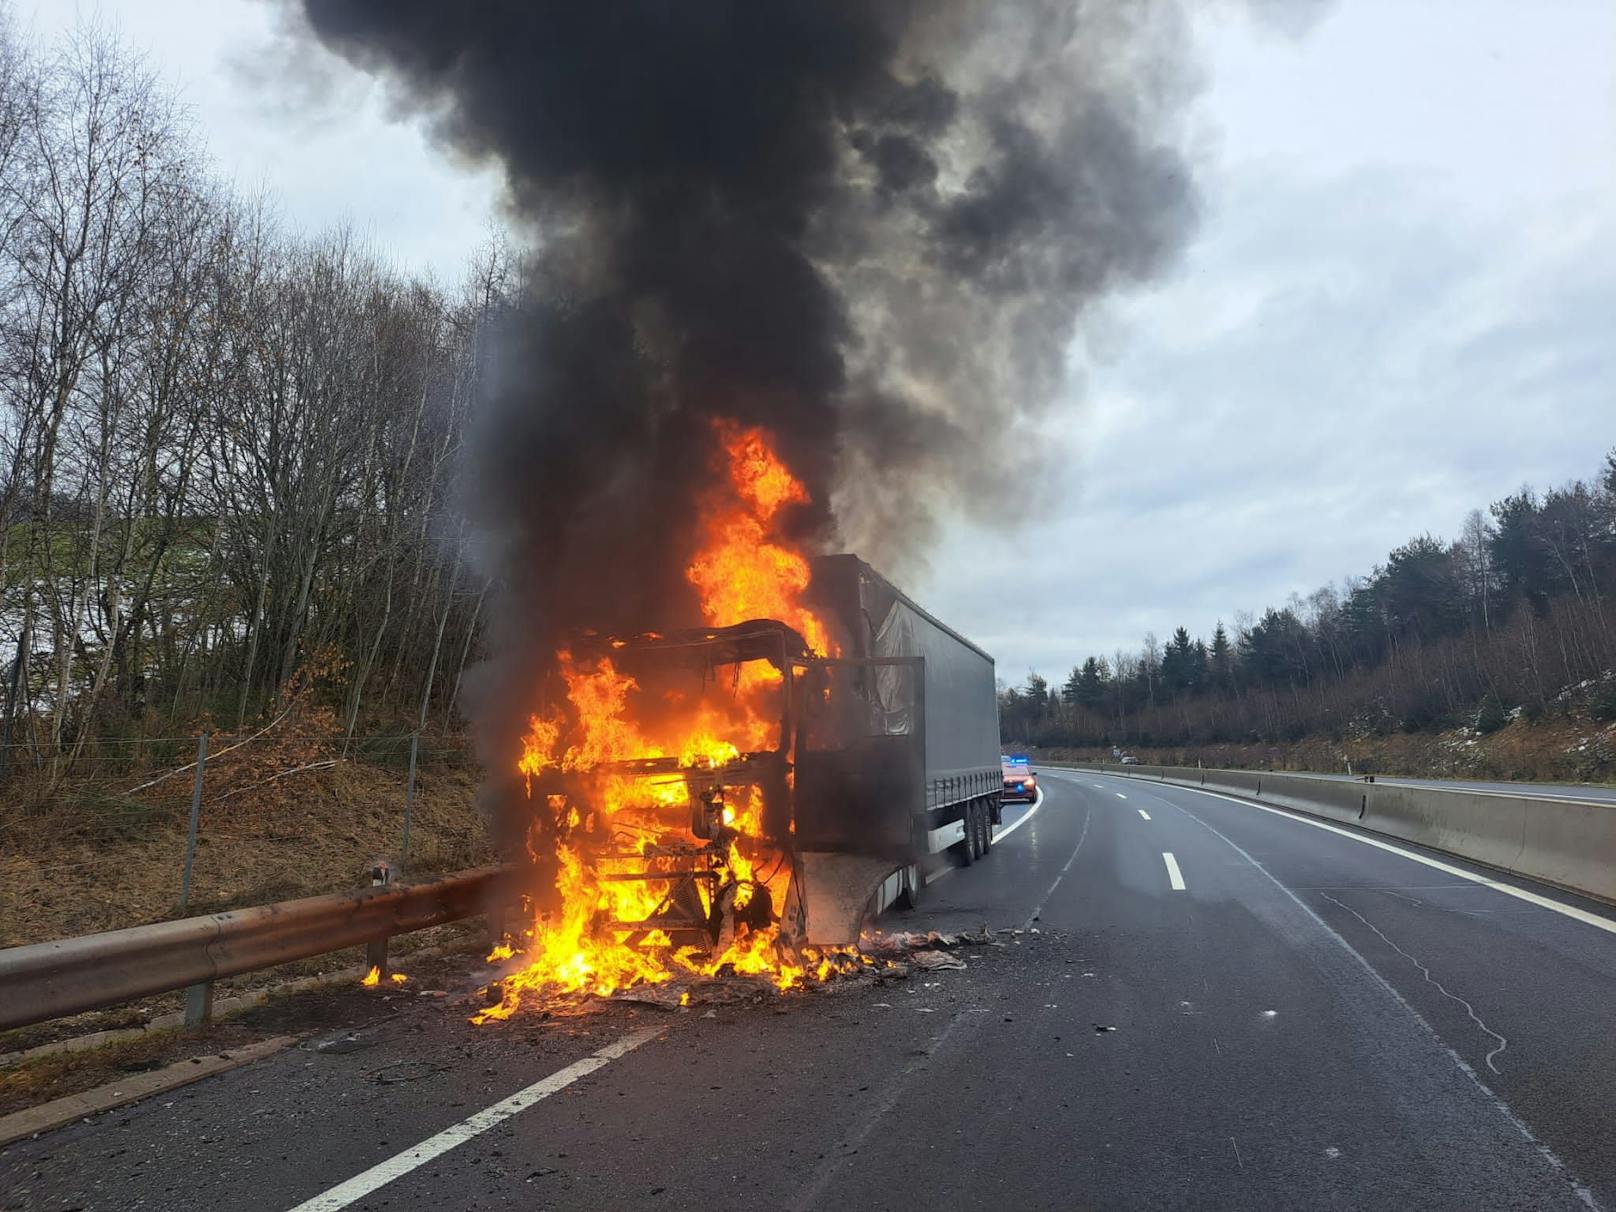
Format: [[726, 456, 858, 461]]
[[1138, 809, 1151, 821], [1115, 792, 1127, 800], [286, 1026, 663, 1212], [1022, 800, 1092, 930], [1162, 852, 1186, 891], [1108, 778, 1616, 939], [993, 785, 1045, 845], [1321, 893, 1509, 1074], [1170, 807, 1601, 1211]]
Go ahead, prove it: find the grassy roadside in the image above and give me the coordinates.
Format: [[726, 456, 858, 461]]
[[1, 745, 495, 948]]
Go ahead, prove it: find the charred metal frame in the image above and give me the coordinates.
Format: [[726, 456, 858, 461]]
[[538, 622, 814, 949]]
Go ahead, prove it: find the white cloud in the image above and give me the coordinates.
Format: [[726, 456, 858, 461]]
[[21, 0, 505, 281]]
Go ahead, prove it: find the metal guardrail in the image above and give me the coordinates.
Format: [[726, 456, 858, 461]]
[[0, 866, 514, 1033]]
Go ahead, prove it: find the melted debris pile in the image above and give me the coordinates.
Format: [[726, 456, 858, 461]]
[[474, 927, 1005, 1018]]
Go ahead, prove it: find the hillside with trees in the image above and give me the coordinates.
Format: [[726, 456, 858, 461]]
[[0, 19, 503, 782], [0, 16, 514, 942], [1001, 453, 1616, 779]]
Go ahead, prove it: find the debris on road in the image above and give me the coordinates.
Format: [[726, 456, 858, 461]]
[[474, 926, 1000, 1020], [910, 951, 967, 972]]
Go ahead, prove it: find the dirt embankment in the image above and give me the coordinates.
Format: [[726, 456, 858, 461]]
[[0, 726, 494, 949], [1030, 714, 1616, 785]]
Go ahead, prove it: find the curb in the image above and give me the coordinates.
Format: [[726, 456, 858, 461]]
[[0, 1034, 299, 1149]]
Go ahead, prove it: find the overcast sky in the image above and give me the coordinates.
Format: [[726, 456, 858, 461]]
[[21, 0, 1616, 684]]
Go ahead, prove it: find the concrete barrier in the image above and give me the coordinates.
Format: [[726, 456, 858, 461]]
[[1254, 772, 1366, 825], [1520, 797, 1616, 903], [1362, 783, 1528, 875], [1204, 769, 1263, 798]]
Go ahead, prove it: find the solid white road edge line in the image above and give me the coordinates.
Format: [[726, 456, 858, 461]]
[[1093, 774, 1616, 939], [1138, 809, 1151, 821], [922, 784, 1044, 888], [285, 1026, 664, 1212], [1162, 852, 1186, 891], [995, 784, 1045, 845]]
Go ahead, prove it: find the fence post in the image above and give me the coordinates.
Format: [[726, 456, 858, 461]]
[[400, 732, 419, 871], [179, 731, 208, 912]]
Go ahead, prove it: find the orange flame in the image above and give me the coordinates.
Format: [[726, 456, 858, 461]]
[[478, 422, 852, 1021], [686, 421, 829, 656]]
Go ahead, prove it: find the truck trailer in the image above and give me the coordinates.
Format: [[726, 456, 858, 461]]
[[791, 553, 1003, 938], [522, 553, 1003, 949]]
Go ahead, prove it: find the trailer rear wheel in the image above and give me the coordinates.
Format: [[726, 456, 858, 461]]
[[895, 863, 924, 909], [979, 801, 993, 855], [959, 806, 977, 866]]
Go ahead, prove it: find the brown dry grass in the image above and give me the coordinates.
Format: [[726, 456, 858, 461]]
[[0, 726, 494, 947]]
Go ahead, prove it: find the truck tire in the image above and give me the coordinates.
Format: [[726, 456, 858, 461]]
[[979, 800, 993, 855], [959, 805, 977, 865], [895, 863, 924, 909]]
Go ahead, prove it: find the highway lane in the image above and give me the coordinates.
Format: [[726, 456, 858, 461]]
[[1053, 770, 1616, 1202], [5, 775, 1615, 1210]]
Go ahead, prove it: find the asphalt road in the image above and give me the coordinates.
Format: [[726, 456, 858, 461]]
[[6, 773, 1616, 1211]]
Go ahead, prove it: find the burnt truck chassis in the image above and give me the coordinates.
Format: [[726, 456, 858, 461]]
[[559, 747, 790, 953], [528, 620, 922, 954]]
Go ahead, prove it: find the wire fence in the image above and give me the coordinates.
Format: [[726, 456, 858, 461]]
[[0, 728, 496, 948]]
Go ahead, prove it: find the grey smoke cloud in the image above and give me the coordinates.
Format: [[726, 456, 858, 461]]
[[281, 0, 1261, 775]]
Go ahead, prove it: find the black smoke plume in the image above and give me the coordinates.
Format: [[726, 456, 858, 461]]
[[291, 1, 1211, 788]]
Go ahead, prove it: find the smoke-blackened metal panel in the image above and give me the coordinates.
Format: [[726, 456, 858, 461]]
[[792, 657, 923, 859], [810, 554, 999, 791]]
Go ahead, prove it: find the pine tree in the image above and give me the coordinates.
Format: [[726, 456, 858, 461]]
[[1209, 621, 1232, 694]]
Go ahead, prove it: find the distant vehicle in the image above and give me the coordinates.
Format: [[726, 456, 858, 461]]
[[1001, 754, 1038, 802], [1119, 754, 1141, 765]]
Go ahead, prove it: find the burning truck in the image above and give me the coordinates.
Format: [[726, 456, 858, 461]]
[[479, 431, 1002, 1017]]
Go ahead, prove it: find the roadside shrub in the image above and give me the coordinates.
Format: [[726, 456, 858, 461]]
[[1474, 693, 1508, 735], [1590, 681, 1616, 723], [1400, 687, 1447, 733]]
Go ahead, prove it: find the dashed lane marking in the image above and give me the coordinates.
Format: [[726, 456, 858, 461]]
[[1163, 852, 1186, 891]]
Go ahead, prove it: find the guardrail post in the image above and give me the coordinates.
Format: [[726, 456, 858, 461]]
[[184, 980, 213, 1028], [365, 861, 391, 976], [400, 732, 419, 871], [178, 731, 209, 912]]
